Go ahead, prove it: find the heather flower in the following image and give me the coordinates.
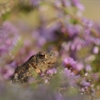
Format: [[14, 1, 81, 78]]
[[71, 0, 84, 11], [0, 21, 22, 80], [39, 24, 60, 41], [75, 63, 83, 71], [0, 65, 14, 80], [93, 23, 100, 34], [80, 80, 91, 87], [37, 37, 46, 47], [70, 37, 87, 51], [62, 57, 84, 76], [32, 30, 46, 47], [8, 61, 17, 69], [30, 0, 41, 6], [32, 23, 60, 47], [63, 57, 77, 69], [61, 42, 70, 52], [66, 24, 80, 37], [63, 68, 79, 87], [84, 33, 100, 46], [85, 65, 92, 72], [0, 21, 20, 58], [46, 68, 57, 76], [64, 68, 76, 78], [82, 18, 93, 28], [53, 0, 62, 7], [93, 46, 99, 54], [61, 0, 71, 7]]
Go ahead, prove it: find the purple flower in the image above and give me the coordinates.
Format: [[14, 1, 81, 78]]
[[0, 21, 21, 80], [0, 21, 20, 57], [66, 24, 80, 37], [71, 0, 84, 11], [46, 68, 57, 75], [84, 30, 100, 46], [63, 57, 77, 69], [63, 68, 79, 86], [63, 57, 84, 74], [80, 80, 90, 87], [32, 23, 60, 47], [82, 18, 93, 28], [71, 37, 87, 51], [85, 65, 92, 72], [75, 63, 84, 71], [64, 68, 75, 77], [30, 0, 41, 6], [93, 46, 99, 54], [0, 65, 14, 80]]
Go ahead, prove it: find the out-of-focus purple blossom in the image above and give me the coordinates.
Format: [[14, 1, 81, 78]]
[[9, 61, 17, 68], [84, 32, 100, 46], [55, 92, 65, 100], [63, 57, 84, 73], [0, 21, 20, 58], [0, 21, 21, 80], [93, 46, 99, 54], [3, 21, 18, 35], [61, 0, 71, 7], [53, 0, 62, 8], [84, 55, 95, 63], [63, 57, 77, 69], [80, 80, 90, 87], [37, 37, 46, 47], [61, 42, 70, 52], [66, 24, 80, 37], [0, 66, 14, 80], [71, 0, 84, 11], [62, 37, 90, 53], [75, 63, 83, 71], [64, 68, 75, 77], [32, 30, 46, 47], [32, 23, 60, 47], [85, 65, 92, 72], [71, 37, 87, 51], [93, 23, 100, 35], [63, 68, 79, 86], [91, 73, 100, 81], [30, 0, 41, 6], [82, 18, 93, 28], [46, 68, 57, 75], [39, 24, 60, 41]]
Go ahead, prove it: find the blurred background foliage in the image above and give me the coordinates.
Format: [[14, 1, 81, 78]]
[[80, 0, 100, 23]]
